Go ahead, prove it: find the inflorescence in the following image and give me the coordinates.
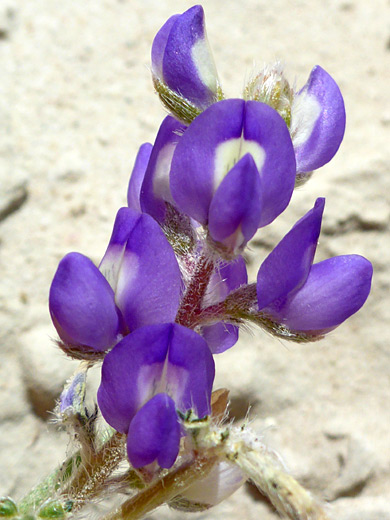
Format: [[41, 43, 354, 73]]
[[27, 5, 374, 519]]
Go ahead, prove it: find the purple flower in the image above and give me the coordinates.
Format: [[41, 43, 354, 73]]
[[99, 207, 182, 331], [152, 5, 220, 110], [170, 99, 296, 255], [97, 323, 215, 468], [244, 63, 345, 178], [201, 256, 248, 353], [257, 198, 373, 334], [49, 253, 121, 351], [291, 66, 346, 175], [139, 116, 186, 223], [50, 207, 182, 353], [127, 143, 153, 213]]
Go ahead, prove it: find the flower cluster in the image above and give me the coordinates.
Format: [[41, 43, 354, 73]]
[[49, 4, 372, 501]]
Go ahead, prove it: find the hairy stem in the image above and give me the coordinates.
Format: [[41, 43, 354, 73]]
[[17, 452, 82, 514], [63, 432, 126, 512], [198, 424, 331, 520], [176, 254, 214, 328], [101, 455, 218, 520]]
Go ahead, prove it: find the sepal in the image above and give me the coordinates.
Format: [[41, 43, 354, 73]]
[[38, 500, 67, 519]]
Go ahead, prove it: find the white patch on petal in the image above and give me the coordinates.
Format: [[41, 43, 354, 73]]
[[220, 225, 246, 256], [165, 363, 189, 406], [115, 252, 139, 305], [153, 143, 176, 203], [214, 138, 265, 190], [291, 92, 321, 148], [191, 38, 218, 93], [99, 245, 126, 292], [137, 362, 164, 407]]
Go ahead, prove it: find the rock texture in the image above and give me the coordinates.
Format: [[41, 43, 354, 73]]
[[1, 0, 389, 518]]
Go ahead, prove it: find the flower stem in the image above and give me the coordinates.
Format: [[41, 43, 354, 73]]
[[62, 431, 127, 512], [176, 254, 214, 328], [17, 452, 82, 514], [101, 455, 217, 520]]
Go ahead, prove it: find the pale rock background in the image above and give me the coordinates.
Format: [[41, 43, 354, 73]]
[[0, 0, 389, 519]]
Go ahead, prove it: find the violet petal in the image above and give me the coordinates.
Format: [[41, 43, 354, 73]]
[[98, 323, 215, 434], [97, 324, 170, 433], [127, 393, 180, 469], [206, 255, 248, 305], [266, 255, 373, 332], [201, 257, 247, 354], [154, 6, 219, 109], [49, 252, 120, 351], [140, 116, 186, 223], [292, 66, 346, 173], [117, 215, 181, 330], [170, 99, 296, 228], [166, 324, 215, 418], [202, 322, 239, 354], [151, 15, 179, 79], [99, 207, 141, 291], [127, 143, 153, 212], [243, 101, 296, 226], [208, 153, 262, 252], [170, 99, 245, 225], [257, 198, 325, 309]]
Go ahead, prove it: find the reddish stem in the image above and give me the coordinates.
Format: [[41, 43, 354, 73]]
[[175, 254, 214, 328]]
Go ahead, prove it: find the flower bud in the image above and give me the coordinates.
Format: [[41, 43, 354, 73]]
[[0, 497, 17, 518], [244, 63, 346, 182], [58, 363, 88, 420], [151, 5, 222, 122], [38, 500, 66, 519], [244, 62, 293, 127]]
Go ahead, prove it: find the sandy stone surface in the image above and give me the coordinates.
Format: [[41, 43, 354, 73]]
[[1, 0, 389, 518]]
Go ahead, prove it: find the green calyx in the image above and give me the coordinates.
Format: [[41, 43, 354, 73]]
[[0, 497, 18, 518], [38, 500, 66, 519]]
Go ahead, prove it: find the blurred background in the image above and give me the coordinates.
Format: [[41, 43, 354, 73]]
[[0, 1, 389, 518]]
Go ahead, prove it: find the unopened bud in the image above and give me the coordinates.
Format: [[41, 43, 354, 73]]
[[151, 6, 222, 123], [58, 363, 88, 420], [0, 497, 17, 518], [244, 62, 293, 127], [38, 500, 66, 519]]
